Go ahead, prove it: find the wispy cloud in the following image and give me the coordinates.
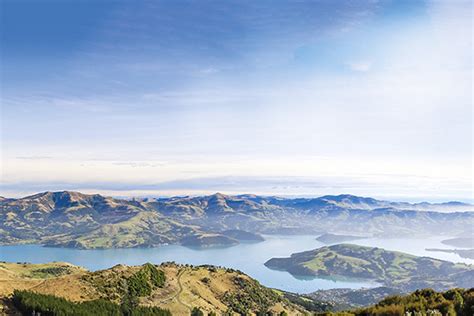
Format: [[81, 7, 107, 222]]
[[2, 0, 471, 199]]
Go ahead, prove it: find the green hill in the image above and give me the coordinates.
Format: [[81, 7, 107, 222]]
[[265, 244, 474, 291], [320, 288, 474, 316]]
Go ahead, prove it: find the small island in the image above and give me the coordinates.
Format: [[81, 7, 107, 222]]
[[180, 233, 239, 248], [316, 233, 368, 244]]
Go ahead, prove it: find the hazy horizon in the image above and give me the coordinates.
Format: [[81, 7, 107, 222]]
[[1, 0, 472, 201]]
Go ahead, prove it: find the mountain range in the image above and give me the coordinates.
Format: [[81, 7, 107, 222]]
[[1, 191, 472, 249]]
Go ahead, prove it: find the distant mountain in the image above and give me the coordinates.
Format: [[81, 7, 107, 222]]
[[221, 229, 265, 242], [264, 244, 474, 292], [273, 194, 473, 212], [0, 191, 198, 249], [1, 191, 473, 249]]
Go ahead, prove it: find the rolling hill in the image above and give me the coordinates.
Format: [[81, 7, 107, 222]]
[[0, 261, 308, 315], [2, 262, 472, 316], [1, 191, 473, 249], [264, 244, 474, 292]]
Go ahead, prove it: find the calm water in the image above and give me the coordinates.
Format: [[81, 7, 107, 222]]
[[0, 235, 471, 293]]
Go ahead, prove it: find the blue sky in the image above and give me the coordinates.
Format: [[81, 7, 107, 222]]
[[1, 0, 472, 201]]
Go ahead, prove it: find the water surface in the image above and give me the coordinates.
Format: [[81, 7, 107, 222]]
[[1, 235, 470, 293]]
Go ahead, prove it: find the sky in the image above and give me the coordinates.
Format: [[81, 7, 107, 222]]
[[0, 0, 472, 201]]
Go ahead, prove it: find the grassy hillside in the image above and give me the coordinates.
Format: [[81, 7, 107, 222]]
[[0, 276, 474, 316], [2, 261, 472, 315], [0, 262, 306, 315], [319, 288, 474, 316], [265, 244, 474, 291]]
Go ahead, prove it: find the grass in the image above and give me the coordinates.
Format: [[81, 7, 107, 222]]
[[266, 244, 474, 290], [0, 262, 84, 279], [2, 261, 305, 315]]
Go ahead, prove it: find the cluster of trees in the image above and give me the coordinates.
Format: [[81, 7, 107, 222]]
[[12, 290, 296, 316], [222, 276, 281, 315], [32, 266, 72, 276], [320, 288, 474, 316], [191, 306, 287, 316], [128, 263, 166, 297], [12, 290, 171, 316]]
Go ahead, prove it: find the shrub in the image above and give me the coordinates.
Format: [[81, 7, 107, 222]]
[[12, 290, 171, 316], [191, 307, 205, 316]]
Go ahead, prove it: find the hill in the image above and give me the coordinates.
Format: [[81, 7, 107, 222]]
[[221, 229, 265, 242], [2, 263, 473, 316], [1, 191, 473, 249], [264, 244, 474, 292], [0, 261, 307, 315], [180, 233, 239, 248], [320, 288, 474, 316]]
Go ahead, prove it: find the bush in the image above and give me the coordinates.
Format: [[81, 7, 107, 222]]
[[190, 307, 205, 316], [328, 288, 474, 316], [127, 263, 166, 297], [12, 290, 171, 316]]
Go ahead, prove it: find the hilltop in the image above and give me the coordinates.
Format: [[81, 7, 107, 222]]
[[2, 262, 472, 316], [1, 191, 473, 249], [264, 244, 474, 292], [0, 261, 309, 315]]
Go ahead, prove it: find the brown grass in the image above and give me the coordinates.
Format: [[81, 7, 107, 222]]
[[0, 262, 304, 316]]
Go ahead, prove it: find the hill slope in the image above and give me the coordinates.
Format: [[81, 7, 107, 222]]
[[0, 262, 307, 315], [3, 265, 473, 316], [264, 244, 474, 292], [324, 288, 474, 316]]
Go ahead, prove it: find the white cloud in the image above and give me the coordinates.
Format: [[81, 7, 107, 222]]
[[1, 0, 471, 200]]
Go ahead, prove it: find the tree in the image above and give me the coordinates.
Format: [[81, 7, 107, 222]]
[[191, 307, 205, 316]]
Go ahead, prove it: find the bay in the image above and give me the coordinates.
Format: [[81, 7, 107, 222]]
[[1, 234, 470, 293]]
